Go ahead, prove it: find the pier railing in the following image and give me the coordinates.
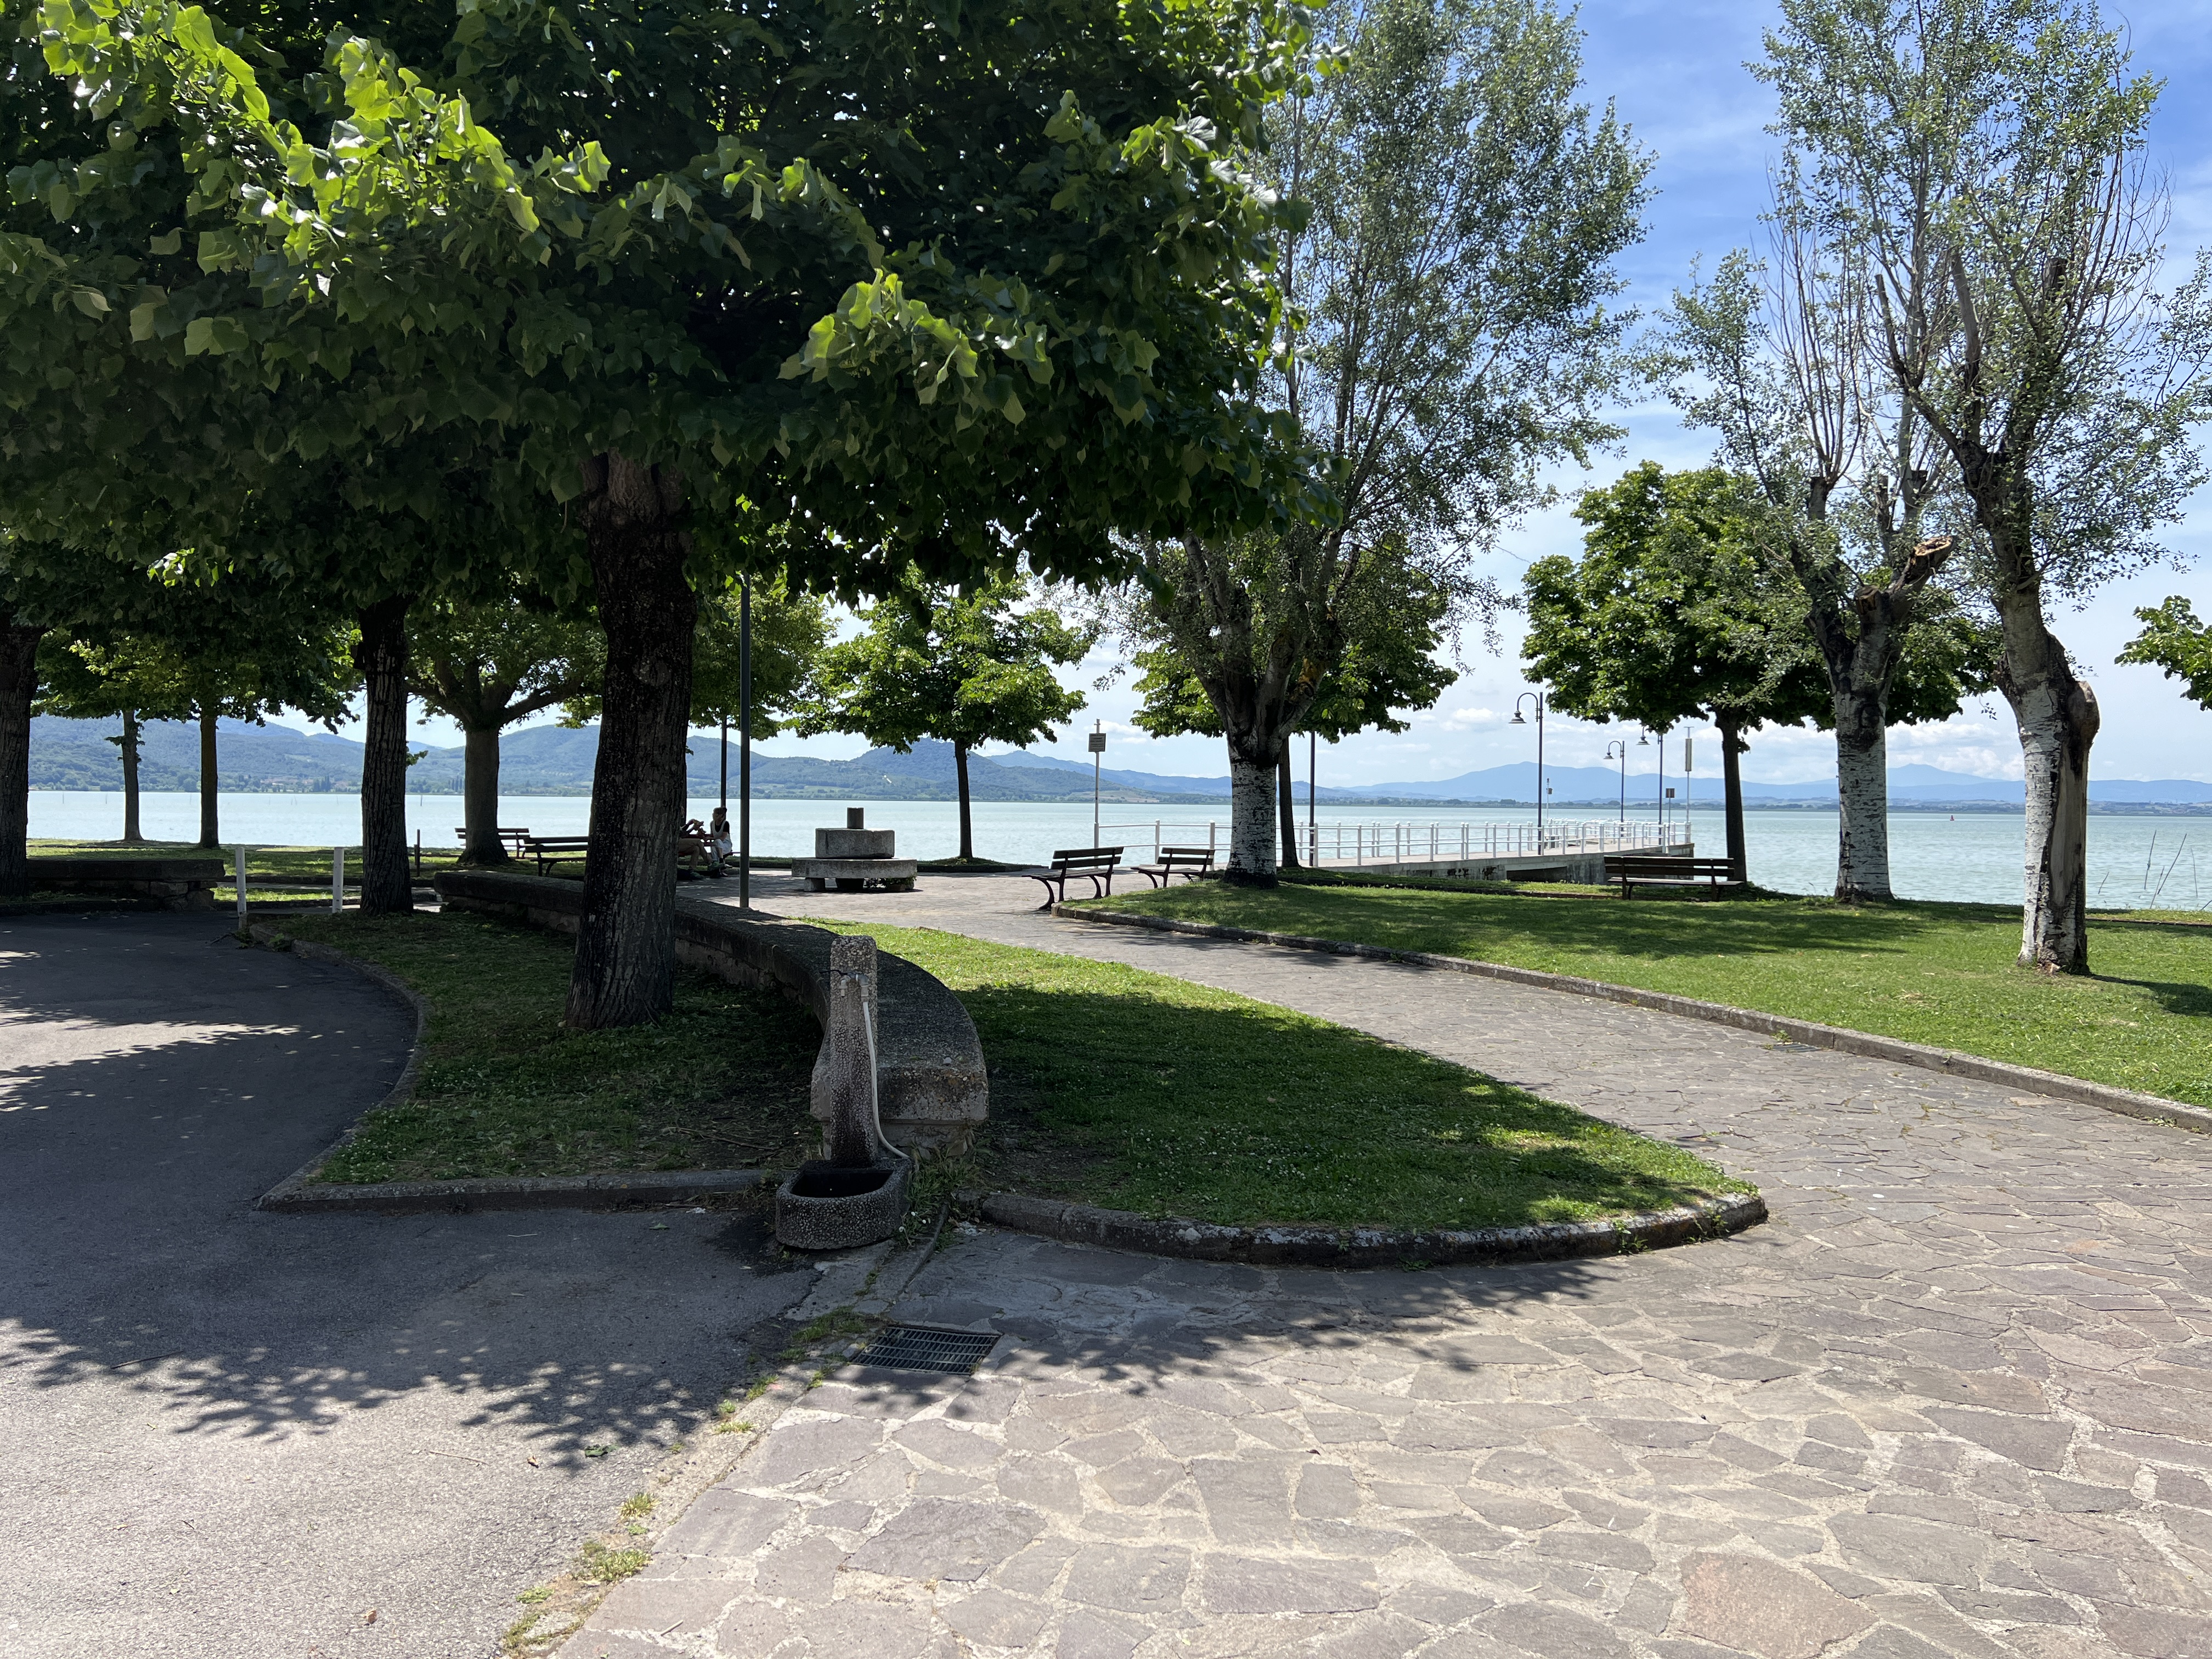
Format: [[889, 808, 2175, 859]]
[[1099, 819, 1672, 866]]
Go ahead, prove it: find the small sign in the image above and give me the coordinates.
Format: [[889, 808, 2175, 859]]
[[1087, 732, 1107, 753], [1685, 738, 1694, 772], [1665, 787, 1676, 798]]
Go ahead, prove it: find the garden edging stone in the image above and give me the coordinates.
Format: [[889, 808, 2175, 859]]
[[1062, 903, 2212, 1136], [968, 1187, 1766, 1267]]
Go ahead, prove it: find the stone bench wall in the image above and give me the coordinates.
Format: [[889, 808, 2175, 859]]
[[26, 857, 223, 911], [433, 869, 988, 1157]]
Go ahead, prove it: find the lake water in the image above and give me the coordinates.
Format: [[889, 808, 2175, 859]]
[[27, 789, 2212, 911]]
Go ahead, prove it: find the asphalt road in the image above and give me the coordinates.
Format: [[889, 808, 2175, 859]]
[[0, 913, 814, 1658]]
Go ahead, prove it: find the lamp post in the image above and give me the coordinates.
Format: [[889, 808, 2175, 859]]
[[738, 574, 752, 912], [1510, 692, 1546, 837], [1604, 739, 1629, 826], [1308, 730, 1318, 866], [1088, 721, 1105, 847]]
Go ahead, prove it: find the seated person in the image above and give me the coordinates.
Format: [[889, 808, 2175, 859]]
[[675, 819, 724, 878], [708, 806, 734, 863]]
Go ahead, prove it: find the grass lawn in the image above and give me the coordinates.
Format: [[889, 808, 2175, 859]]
[[1081, 883, 2212, 1109], [273, 911, 817, 1183], [815, 921, 1746, 1231]]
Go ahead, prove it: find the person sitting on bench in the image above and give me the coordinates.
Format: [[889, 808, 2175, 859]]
[[676, 819, 725, 878], [708, 806, 734, 866]]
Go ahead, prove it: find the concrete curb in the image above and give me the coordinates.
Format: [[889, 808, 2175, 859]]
[[1060, 906, 2212, 1137], [245, 923, 774, 1216], [970, 1189, 1767, 1268]]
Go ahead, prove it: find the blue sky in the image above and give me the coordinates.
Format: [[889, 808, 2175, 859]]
[[356, 0, 2212, 787]]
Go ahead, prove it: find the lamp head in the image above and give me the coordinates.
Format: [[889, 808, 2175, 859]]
[[1509, 711, 1525, 726]]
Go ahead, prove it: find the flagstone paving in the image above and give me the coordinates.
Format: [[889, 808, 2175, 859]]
[[558, 876, 2212, 1659]]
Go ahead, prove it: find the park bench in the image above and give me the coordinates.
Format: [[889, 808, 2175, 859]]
[[1604, 854, 1740, 898], [1135, 845, 1215, 888], [1024, 847, 1124, 907], [521, 834, 591, 876], [454, 826, 532, 857]]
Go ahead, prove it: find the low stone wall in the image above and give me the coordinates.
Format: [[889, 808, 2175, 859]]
[[26, 856, 223, 910], [434, 869, 988, 1156]]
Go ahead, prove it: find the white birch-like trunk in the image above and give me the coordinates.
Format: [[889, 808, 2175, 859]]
[[2009, 679, 2096, 970], [1832, 694, 1893, 902], [1226, 752, 1279, 883]]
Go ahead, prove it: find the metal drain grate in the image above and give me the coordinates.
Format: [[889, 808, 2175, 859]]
[[851, 1324, 1001, 1375]]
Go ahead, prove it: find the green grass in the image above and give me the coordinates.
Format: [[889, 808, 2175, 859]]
[[1081, 884, 2212, 1109], [273, 911, 818, 1182], [816, 921, 1745, 1232]]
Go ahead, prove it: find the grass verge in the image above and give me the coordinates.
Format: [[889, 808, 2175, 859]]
[[273, 911, 817, 1182], [815, 921, 1746, 1232], [30, 838, 467, 882], [1081, 884, 2212, 1109]]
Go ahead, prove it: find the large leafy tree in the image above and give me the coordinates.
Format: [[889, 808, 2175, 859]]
[[409, 595, 602, 865], [1131, 550, 1454, 865], [2118, 599, 2212, 711], [4, 0, 1320, 1022], [1523, 463, 1987, 882], [802, 574, 1094, 861], [1132, 0, 1649, 882], [1756, 0, 2212, 970]]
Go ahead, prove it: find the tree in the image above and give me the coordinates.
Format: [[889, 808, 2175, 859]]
[[1131, 550, 1455, 865], [2118, 599, 2212, 710], [1524, 463, 1988, 881], [35, 631, 194, 843], [1131, 0, 1650, 882], [803, 575, 1094, 861], [8, 0, 1322, 1023], [1666, 245, 1975, 901], [1757, 0, 2212, 969], [410, 597, 601, 865]]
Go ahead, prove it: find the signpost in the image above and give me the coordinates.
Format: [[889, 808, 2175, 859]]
[[1088, 723, 1106, 847]]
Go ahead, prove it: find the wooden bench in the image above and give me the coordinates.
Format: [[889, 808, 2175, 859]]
[[455, 826, 532, 856], [1025, 847, 1124, 907], [1604, 855, 1739, 898], [1135, 845, 1215, 888], [522, 835, 591, 876]]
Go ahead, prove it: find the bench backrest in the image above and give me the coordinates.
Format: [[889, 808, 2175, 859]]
[[1605, 855, 1732, 876], [1158, 846, 1215, 866], [525, 836, 592, 851], [1050, 847, 1123, 872]]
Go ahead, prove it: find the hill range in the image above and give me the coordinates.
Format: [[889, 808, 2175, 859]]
[[26, 715, 2212, 808]]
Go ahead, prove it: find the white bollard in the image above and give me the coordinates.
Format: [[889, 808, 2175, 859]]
[[233, 845, 248, 930], [332, 846, 345, 915]]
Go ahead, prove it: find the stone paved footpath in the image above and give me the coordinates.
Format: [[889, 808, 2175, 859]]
[[563, 875, 2212, 1659]]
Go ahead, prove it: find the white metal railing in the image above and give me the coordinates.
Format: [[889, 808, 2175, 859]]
[[1098, 818, 1674, 865]]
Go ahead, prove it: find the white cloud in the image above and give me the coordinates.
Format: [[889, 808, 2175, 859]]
[[1437, 707, 1506, 732]]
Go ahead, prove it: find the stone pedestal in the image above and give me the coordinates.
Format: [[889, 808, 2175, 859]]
[[792, 809, 916, 892], [776, 934, 913, 1249]]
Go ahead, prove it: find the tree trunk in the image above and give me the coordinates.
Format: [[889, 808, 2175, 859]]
[[356, 597, 414, 914], [1225, 741, 1279, 885], [460, 724, 509, 865], [1832, 684, 1893, 902], [1994, 593, 2098, 972], [0, 619, 43, 899], [1718, 716, 1748, 884], [196, 703, 220, 849], [953, 741, 974, 862], [568, 453, 696, 1030], [1276, 741, 1301, 870], [120, 709, 143, 843]]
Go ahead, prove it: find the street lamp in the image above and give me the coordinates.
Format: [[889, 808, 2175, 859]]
[[1510, 692, 1546, 836], [1603, 739, 1629, 826]]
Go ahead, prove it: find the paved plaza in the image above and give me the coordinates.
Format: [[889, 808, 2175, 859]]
[[558, 876, 2212, 1659]]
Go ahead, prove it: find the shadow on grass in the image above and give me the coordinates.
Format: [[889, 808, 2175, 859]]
[[954, 980, 1737, 1233]]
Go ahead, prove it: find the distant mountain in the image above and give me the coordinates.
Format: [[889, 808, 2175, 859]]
[[33, 716, 2212, 805], [29, 719, 1163, 803]]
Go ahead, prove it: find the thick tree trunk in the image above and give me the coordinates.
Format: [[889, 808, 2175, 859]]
[[568, 453, 696, 1030], [120, 710, 143, 843], [954, 740, 974, 861], [0, 620, 43, 899], [1224, 741, 1279, 885], [1276, 741, 1301, 870], [1994, 594, 2098, 973], [1718, 717, 1748, 884], [196, 704, 220, 849], [460, 725, 509, 865], [356, 597, 414, 914], [1832, 684, 1893, 902]]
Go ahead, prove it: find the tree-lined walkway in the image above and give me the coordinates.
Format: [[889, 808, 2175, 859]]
[[565, 874, 2212, 1657]]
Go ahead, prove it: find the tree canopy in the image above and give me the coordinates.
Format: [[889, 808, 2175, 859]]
[[2119, 599, 2212, 712]]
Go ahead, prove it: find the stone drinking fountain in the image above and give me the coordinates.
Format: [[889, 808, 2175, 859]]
[[789, 808, 919, 892], [774, 934, 915, 1249]]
